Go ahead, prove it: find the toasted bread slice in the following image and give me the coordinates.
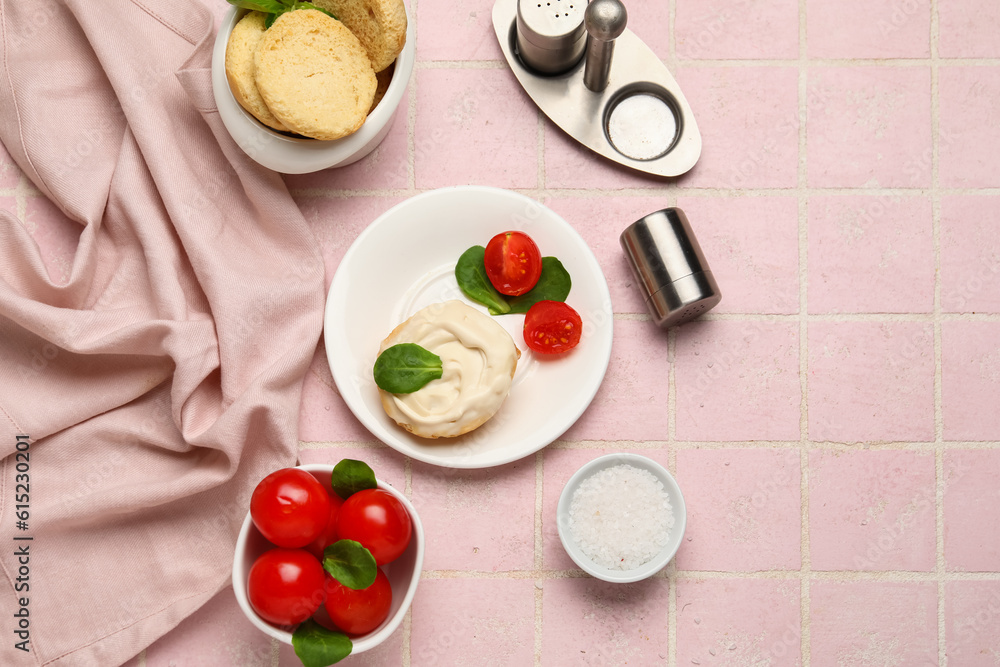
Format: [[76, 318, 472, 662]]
[[376, 301, 520, 439], [225, 11, 289, 132], [254, 10, 377, 141], [311, 0, 407, 73]]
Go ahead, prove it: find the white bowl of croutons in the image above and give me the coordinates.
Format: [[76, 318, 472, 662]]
[[211, 1, 414, 173]]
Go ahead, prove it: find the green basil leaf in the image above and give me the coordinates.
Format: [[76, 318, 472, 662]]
[[507, 257, 572, 314], [373, 343, 443, 394], [454, 245, 511, 315], [323, 540, 377, 590], [264, 10, 279, 27], [226, 0, 287, 13], [331, 459, 377, 499], [292, 619, 352, 667]]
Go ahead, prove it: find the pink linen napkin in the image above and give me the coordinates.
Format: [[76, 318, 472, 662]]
[[0, 1, 325, 664]]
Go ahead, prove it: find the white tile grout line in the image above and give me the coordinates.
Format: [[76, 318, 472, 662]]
[[797, 0, 812, 664], [930, 1, 948, 664], [402, 454, 413, 667], [533, 12, 547, 655], [406, 0, 418, 194], [416, 57, 1000, 68], [403, 5, 417, 663], [534, 449, 544, 666], [287, 186, 1000, 197], [534, 582, 544, 667], [696, 313, 1000, 322], [664, 174, 679, 667], [537, 97, 546, 189], [417, 569, 1000, 581], [301, 439, 999, 451], [532, 3, 548, 656], [667, 318, 678, 667]]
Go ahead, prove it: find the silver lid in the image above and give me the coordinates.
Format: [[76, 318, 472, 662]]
[[516, 0, 587, 74], [620, 207, 722, 328]]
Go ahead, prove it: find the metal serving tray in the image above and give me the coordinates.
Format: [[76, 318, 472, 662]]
[[492, 0, 702, 178]]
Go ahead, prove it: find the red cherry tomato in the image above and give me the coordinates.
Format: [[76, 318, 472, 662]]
[[305, 491, 345, 561], [247, 548, 326, 626], [324, 569, 393, 636], [523, 300, 583, 354], [483, 231, 543, 296], [337, 489, 412, 566], [251, 468, 331, 548]]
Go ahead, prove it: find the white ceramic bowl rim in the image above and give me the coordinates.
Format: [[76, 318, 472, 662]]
[[232, 464, 424, 653], [211, 5, 415, 173], [556, 453, 687, 583]]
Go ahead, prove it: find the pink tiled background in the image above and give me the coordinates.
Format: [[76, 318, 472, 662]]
[[4, 0, 998, 664]]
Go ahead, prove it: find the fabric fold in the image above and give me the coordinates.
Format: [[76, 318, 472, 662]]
[[0, 1, 326, 664]]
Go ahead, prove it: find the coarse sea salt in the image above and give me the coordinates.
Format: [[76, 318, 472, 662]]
[[567, 463, 674, 571]]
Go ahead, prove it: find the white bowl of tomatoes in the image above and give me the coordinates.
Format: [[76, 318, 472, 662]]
[[232, 462, 423, 663]]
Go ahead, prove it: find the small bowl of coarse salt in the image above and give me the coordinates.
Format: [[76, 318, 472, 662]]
[[556, 453, 686, 583]]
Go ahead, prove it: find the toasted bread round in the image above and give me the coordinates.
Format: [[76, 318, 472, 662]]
[[254, 10, 377, 141], [377, 301, 520, 439], [225, 12, 289, 132], [311, 0, 407, 73]]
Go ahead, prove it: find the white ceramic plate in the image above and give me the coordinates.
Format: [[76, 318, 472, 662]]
[[325, 186, 614, 468]]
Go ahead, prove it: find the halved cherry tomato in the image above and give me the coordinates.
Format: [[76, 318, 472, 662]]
[[247, 548, 326, 626], [305, 490, 345, 561], [324, 568, 392, 636], [483, 231, 543, 296], [523, 300, 583, 354], [250, 468, 331, 548], [337, 489, 412, 566]]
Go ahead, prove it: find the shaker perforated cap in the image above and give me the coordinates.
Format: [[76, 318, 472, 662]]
[[620, 208, 722, 328], [516, 0, 587, 74]]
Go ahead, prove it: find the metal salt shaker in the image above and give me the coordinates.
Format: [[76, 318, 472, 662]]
[[620, 208, 722, 328]]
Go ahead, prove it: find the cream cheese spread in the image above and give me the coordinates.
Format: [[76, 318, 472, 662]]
[[378, 300, 519, 438]]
